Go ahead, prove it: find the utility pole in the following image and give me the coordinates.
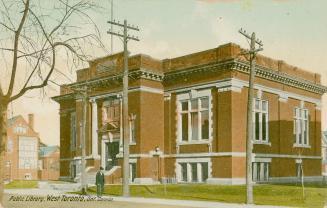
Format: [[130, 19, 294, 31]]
[[107, 19, 139, 197], [239, 28, 263, 204], [77, 85, 89, 195], [110, 0, 113, 53], [81, 86, 87, 195]]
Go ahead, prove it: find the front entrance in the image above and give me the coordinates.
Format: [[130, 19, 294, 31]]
[[104, 141, 120, 171]]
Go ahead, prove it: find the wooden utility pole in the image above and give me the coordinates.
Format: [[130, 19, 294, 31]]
[[239, 28, 263, 204], [110, 0, 114, 53], [81, 86, 88, 194], [75, 85, 89, 195], [107, 19, 139, 197]]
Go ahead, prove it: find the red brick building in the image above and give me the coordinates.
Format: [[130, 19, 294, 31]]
[[5, 114, 40, 181], [53, 43, 327, 184], [322, 131, 327, 176], [38, 145, 60, 181]]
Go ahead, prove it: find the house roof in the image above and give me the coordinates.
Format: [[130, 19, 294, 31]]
[[7, 115, 21, 127], [39, 146, 59, 157]]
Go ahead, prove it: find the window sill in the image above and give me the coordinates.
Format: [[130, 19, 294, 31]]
[[178, 140, 210, 145], [253, 141, 271, 146], [129, 142, 136, 146], [177, 139, 211, 145], [293, 144, 311, 148]]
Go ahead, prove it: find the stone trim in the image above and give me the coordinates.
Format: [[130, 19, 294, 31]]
[[69, 69, 163, 89], [254, 153, 321, 159], [206, 178, 246, 185], [268, 176, 323, 183], [165, 59, 327, 95], [166, 78, 321, 105]]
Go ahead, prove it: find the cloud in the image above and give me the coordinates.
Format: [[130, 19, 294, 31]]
[[198, 0, 293, 3], [197, 0, 239, 3]]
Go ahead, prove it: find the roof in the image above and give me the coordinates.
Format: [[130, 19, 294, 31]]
[[52, 43, 327, 103], [7, 115, 21, 127], [39, 146, 59, 157]]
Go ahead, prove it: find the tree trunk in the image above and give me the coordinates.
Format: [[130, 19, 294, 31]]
[[0, 101, 8, 206]]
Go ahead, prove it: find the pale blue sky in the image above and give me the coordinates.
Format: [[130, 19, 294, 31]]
[[11, 0, 327, 145]]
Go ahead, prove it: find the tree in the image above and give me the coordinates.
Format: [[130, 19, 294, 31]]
[[0, 0, 104, 205]]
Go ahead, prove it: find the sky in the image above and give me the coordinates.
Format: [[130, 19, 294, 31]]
[[8, 0, 327, 145]]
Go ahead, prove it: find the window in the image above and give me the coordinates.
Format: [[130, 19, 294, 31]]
[[70, 112, 77, 150], [180, 163, 187, 182], [103, 99, 120, 125], [179, 97, 210, 142], [252, 162, 269, 182], [190, 163, 198, 182], [253, 99, 269, 143], [14, 125, 27, 134], [294, 108, 309, 146], [178, 162, 209, 183], [130, 163, 136, 182], [18, 137, 37, 169], [129, 116, 136, 144], [7, 139, 13, 153], [296, 162, 303, 179]]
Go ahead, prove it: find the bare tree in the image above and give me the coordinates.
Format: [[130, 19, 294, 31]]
[[0, 0, 105, 205]]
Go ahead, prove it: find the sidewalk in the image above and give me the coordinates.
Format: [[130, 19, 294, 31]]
[[5, 187, 289, 208], [108, 195, 289, 208]]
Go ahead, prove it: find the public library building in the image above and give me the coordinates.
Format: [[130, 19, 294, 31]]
[[53, 43, 327, 184]]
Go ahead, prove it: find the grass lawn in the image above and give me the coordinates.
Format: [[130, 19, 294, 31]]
[[79, 183, 327, 208], [5, 180, 38, 189]]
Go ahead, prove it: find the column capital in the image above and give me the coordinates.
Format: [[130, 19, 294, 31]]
[[89, 98, 97, 103], [117, 93, 123, 99]]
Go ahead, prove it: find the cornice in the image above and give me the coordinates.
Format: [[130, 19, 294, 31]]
[[53, 59, 327, 102], [52, 93, 75, 102], [164, 59, 327, 95], [129, 68, 164, 81], [69, 69, 163, 89], [234, 60, 327, 95]]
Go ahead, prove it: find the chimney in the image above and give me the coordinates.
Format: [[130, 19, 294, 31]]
[[28, 114, 34, 130]]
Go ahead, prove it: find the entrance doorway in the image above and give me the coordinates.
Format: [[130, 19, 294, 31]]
[[104, 141, 119, 171]]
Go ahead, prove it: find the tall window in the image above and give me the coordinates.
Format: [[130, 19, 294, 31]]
[[294, 108, 309, 146], [70, 112, 77, 150], [253, 99, 269, 143], [103, 99, 120, 125], [252, 162, 269, 182], [180, 97, 209, 142], [129, 115, 136, 144], [19, 137, 37, 169]]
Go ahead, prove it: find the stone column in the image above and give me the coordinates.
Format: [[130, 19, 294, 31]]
[[91, 99, 100, 159]]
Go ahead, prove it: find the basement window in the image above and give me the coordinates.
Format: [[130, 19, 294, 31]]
[[252, 162, 269, 182]]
